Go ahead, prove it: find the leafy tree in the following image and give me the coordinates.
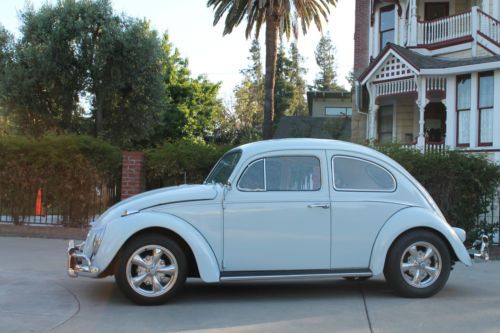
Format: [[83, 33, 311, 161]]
[[232, 39, 264, 141], [288, 42, 308, 116], [156, 34, 223, 142], [0, 1, 223, 148], [275, 41, 307, 120], [314, 33, 345, 92], [207, 0, 337, 139]]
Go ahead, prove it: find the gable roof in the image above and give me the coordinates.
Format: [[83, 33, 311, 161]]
[[359, 43, 500, 84]]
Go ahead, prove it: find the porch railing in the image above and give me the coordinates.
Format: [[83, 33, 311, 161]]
[[374, 78, 417, 98], [478, 9, 500, 46], [417, 10, 472, 45]]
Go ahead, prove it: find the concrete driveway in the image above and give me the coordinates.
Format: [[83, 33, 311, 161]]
[[0, 236, 499, 333]]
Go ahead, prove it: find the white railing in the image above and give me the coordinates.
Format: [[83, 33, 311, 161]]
[[374, 78, 417, 98], [417, 11, 472, 45], [478, 10, 500, 46], [426, 77, 446, 92]]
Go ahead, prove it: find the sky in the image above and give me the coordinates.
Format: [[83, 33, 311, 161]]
[[0, 0, 355, 102]]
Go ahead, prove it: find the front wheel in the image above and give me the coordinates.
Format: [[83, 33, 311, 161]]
[[115, 234, 187, 305], [384, 230, 451, 298]]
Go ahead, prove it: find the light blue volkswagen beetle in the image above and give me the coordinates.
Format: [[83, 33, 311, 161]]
[[68, 139, 471, 305]]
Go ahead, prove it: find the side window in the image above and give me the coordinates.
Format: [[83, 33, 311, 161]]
[[237, 156, 321, 192], [266, 156, 320, 191], [238, 159, 265, 191], [333, 156, 396, 192]]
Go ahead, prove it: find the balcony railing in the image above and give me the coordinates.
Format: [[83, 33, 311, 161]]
[[478, 10, 500, 46], [374, 78, 417, 98], [417, 10, 472, 45]]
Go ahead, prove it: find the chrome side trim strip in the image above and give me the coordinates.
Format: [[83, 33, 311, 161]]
[[220, 271, 372, 282]]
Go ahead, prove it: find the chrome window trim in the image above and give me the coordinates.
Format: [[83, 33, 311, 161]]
[[332, 155, 397, 192]]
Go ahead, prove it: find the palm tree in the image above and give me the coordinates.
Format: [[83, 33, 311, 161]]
[[207, 0, 337, 139]]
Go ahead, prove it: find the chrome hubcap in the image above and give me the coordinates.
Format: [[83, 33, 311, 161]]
[[126, 245, 178, 297], [400, 241, 441, 288]]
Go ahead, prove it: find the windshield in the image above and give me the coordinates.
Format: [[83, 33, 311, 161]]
[[205, 150, 242, 184]]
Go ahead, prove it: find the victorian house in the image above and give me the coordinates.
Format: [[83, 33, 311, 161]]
[[353, 0, 500, 159]]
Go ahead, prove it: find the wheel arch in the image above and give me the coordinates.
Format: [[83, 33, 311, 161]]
[[369, 207, 472, 276], [100, 227, 200, 279], [94, 211, 221, 282]]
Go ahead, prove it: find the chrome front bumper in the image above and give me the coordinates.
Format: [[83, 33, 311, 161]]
[[67, 240, 100, 278]]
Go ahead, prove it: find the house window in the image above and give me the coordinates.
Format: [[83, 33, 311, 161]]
[[380, 5, 395, 50], [325, 107, 352, 117], [424, 2, 449, 21], [478, 71, 494, 146], [378, 105, 393, 143], [456, 75, 471, 146]]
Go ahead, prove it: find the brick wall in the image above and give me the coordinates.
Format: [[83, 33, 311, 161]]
[[352, 0, 371, 143], [121, 151, 146, 200], [354, 0, 371, 78]]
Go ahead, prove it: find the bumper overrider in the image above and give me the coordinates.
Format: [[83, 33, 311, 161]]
[[67, 240, 100, 277]]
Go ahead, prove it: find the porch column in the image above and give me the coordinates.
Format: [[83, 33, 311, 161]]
[[367, 82, 379, 144], [471, 6, 479, 57], [445, 76, 457, 148], [408, 0, 418, 46], [416, 77, 427, 151], [368, 103, 380, 144]]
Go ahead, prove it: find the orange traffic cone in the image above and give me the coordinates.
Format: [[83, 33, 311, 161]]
[[35, 188, 44, 216]]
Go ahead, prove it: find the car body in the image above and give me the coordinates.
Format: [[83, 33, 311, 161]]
[[68, 139, 472, 304]]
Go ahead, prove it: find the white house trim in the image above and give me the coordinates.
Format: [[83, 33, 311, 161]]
[[420, 62, 500, 76]]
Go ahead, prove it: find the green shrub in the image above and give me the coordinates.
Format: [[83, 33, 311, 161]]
[[0, 135, 121, 227], [146, 140, 234, 189], [377, 145, 500, 235]]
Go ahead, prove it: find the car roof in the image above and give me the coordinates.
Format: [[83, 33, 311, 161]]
[[235, 138, 393, 164]]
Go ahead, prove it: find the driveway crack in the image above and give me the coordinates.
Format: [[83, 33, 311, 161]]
[[48, 283, 81, 332], [359, 282, 374, 333]]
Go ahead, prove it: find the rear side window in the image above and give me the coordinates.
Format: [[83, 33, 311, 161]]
[[238, 156, 321, 192], [333, 156, 396, 192]]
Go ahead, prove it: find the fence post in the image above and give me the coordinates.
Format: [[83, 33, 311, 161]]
[[121, 151, 146, 200]]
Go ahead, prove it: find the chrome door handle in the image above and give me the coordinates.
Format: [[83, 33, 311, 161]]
[[307, 203, 330, 209]]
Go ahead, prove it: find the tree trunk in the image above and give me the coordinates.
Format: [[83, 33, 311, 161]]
[[263, 13, 279, 140], [95, 91, 103, 136]]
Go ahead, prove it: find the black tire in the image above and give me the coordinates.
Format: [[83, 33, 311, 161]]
[[343, 276, 371, 282], [115, 234, 187, 305], [384, 230, 451, 298]]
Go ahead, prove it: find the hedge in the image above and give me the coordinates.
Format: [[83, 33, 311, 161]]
[[378, 145, 500, 235], [146, 140, 234, 189], [0, 135, 121, 227]]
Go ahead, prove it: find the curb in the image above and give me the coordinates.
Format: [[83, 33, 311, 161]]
[[0, 224, 88, 240]]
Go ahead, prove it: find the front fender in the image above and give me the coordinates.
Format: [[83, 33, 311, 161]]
[[370, 207, 472, 276], [93, 211, 220, 282]]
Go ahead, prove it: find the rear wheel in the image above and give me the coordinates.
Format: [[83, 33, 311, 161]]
[[115, 234, 187, 305], [384, 230, 451, 298]]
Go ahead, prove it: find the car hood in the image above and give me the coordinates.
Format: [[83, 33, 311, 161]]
[[93, 184, 220, 227]]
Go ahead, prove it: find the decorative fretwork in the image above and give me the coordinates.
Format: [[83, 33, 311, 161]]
[[374, 56, 414, 82]]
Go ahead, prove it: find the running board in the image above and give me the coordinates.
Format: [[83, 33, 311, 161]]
[[220, 269, 372, 282]]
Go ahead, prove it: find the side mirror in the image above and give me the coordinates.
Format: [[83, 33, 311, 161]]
[[225, 180, 232, 190]]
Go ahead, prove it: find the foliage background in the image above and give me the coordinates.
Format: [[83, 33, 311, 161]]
[[145, 140, 234, 189], [378, 145, 500, 236], [0, 135, 121, 226]]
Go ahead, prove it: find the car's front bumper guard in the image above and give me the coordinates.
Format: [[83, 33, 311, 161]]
[[67, 240, 100, 278]]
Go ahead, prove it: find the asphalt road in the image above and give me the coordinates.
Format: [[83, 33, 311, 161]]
[[0, 236, 499, 333]]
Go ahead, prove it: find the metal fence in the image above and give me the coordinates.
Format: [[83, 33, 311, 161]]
[[0, 183, 120, 226]]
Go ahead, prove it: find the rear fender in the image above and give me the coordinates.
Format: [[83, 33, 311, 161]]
[[370, 207, 472, 276]]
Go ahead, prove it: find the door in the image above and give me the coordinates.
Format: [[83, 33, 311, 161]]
[[378, 105, 393, 143], [223, 151, 331, 271], [425, 2, 450, 21]]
